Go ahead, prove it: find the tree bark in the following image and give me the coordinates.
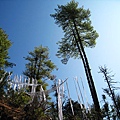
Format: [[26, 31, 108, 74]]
[[73, 20, 102, 119]]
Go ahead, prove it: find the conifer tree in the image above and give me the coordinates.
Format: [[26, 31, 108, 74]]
[[23, 46, 56, 80], [51, 1, 101, 118], [99, 66, 120, 118], [0, 28, 14, 77], [0, 28, 15, 98], [23, 45, 56, 119]]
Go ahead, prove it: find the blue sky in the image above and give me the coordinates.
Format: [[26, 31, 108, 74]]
[[0, 0, 120, 106]]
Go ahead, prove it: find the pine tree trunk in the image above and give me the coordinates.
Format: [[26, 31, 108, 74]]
[[104, 73, 120, 117], [73, 20, 102, 119]]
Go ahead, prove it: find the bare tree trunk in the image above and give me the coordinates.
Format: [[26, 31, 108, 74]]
[[73, 20, 102, 119], [99, 66, 120, 118]]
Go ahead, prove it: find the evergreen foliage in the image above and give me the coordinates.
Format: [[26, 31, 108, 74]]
[[23, 45, 56, 81], [51, 0, 98, 61], [0, 28, 15, 77], [51, 0, 101, 118], [23, 45, 56, 119]]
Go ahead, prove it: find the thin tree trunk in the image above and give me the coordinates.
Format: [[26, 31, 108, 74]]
[[73, 20, 102, 119], [104, 73, 120, 117]]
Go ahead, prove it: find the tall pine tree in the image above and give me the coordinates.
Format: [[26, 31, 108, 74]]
[[23, 45, 56, 91], [23, 45, 56, 119], [51, 1, 102, 119]]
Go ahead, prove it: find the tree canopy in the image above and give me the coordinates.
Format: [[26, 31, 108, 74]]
[[23, 45, 56, 81], [51, 0, 98, 61], [0, 28, 14, 99], [0, 28, 14, 77], [51, 0, 101, 119]]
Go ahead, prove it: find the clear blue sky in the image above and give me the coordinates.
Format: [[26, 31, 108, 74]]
[[0, 0, 120, 106]]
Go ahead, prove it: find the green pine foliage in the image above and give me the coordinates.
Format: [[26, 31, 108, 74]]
[[0, 28, 15, 76], [23, 45, 56, 94], [0, 28, 14, 98], [51, 1, 101, 119], [23, 45, 56, 81], [51, 0, 98, 60], [22, 45, 57, 119]]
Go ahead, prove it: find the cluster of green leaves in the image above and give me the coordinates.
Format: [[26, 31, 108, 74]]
[[51, 0, 98, 60], [0, 28, 14, 99], [23, 45, 56, 81], [0, 28, 15, 77], [23, 95, 51, 120], [0, 28, 11, 68], [0, 28, 56, 119], [0, 28, 30, 119]]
